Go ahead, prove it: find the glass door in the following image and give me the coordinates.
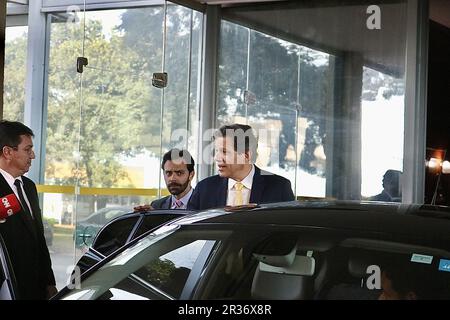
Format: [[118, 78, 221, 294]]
[[43, 1, 202, 289]]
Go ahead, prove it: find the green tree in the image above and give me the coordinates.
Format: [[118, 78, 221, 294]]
[[45, 19, 148, 191], [3, 31, 28, 122], [119, 5, 202, 151]]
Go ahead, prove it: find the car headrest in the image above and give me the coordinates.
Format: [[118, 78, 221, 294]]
[[348, 252, 381, 278], [258, 255, 316, 276], [251, 254, 315, 300], [252, 234, 298, 267], [253, 245, 297, 267]]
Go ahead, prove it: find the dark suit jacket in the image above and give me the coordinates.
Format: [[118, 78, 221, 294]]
[[187, 166, 295, 210], [151, 195, 171, 209], [0, 174, 56, 299]]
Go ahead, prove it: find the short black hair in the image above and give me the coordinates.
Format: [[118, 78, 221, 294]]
[[383, 170, 402, 184], [161, 149, 195, 173], [0, 120, 34, 155], [382, 258, 434, 299], [382, 169, 402, 194], [214, 123, 258, 161]]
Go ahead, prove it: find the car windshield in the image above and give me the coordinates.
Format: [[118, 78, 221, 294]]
[[60, 215, 450, 300], [62, 224, 230, 300]]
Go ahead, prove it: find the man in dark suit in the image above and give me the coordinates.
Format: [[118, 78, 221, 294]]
[[0, 120, 57, 299], [134, 149, 195, 211], [370, 169, 402, 202], [188, 124, 295, 210]]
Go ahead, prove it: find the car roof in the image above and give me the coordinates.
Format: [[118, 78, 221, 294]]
[[170, 201, 450, 242]]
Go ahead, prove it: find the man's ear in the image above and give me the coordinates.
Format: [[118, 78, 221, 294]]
[[189, 171, 195, 181], [1, 146, 12, 160], [244, 151, 252, 163]]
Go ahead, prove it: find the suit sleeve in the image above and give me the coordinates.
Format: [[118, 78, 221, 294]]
[[283, 179, 295, 201]]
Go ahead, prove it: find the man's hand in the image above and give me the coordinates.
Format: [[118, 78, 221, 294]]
[[46, 285, 58, 299], [133, 204, 154, 212]]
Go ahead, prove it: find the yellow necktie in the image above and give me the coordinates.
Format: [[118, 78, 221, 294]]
[[234, 182, 244, 206]]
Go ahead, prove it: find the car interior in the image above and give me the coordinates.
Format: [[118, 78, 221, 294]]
[[61, 226, 450, 300], [200, 231, 450, 300]]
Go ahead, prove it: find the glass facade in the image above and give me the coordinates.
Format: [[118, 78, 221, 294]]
[[41, 3, 203, 288], [1, 0, 426, 293], [217, 1, 407, 200]]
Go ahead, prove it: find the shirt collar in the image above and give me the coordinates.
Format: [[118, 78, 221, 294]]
[[171, 187, 193, 207], [0, 168, 22, 188], [228, 165, 255, 190]]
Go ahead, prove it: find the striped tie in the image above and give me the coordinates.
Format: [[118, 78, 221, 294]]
[[173, 199, 183, 209]]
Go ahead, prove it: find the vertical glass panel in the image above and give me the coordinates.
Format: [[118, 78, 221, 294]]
[[218, 1, 407, 201], [217, 22, 331, 198], [44, 2, 202, 291], [3, 26, 28, 121], [44, 13, 85, 290], [46, 14, 83, 187], [361, 66, 404, 201], [75, 7, 164, 261], [160, 4, 203, 185]]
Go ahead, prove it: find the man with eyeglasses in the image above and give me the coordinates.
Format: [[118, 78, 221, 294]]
[[0, 120, 57, 300], [134, 148, 195, 211]]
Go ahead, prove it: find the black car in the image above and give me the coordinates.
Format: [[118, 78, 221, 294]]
[[0, 208, 188, 300], [75, 209, 190, 275], [75, 206, 133, 249], [53, 201, 450, 300]]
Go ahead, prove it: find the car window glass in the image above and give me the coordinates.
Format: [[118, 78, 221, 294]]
[[133, 240, 207, 299], [87, 213, 101, 225], [105, 209, 126, 221], [93, 216, 140, 256], [60, 229, 227, 300], [96, 278, 163, 300], [133, 214, 182, 239]]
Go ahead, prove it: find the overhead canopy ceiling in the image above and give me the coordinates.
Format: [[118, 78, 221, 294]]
[[6, 0, 28, 4], [220, 1, 407, 76], [4, 0, 424, 76]]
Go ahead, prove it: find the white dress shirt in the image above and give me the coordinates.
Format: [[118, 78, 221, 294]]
[[226, 165, 255, 206], [0, 168, 33, 218]]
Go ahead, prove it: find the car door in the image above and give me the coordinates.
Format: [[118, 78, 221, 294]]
[[0, 234, 17, 300], [75, 210, 190, 274]]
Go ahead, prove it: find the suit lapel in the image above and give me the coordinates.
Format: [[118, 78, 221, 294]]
[[217, 177, 228, 207], [0, 174, 37, 239], [249, 166, 265, 204], [163, 196, 172, 209]]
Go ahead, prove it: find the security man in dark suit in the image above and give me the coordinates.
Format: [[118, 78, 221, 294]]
[[0, 120, 57, 299], [188, 123, 295, 210], [134, 149, 195, 211]]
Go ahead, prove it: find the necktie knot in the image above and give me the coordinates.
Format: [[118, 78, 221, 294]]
[[235, 182, 244, 191]]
